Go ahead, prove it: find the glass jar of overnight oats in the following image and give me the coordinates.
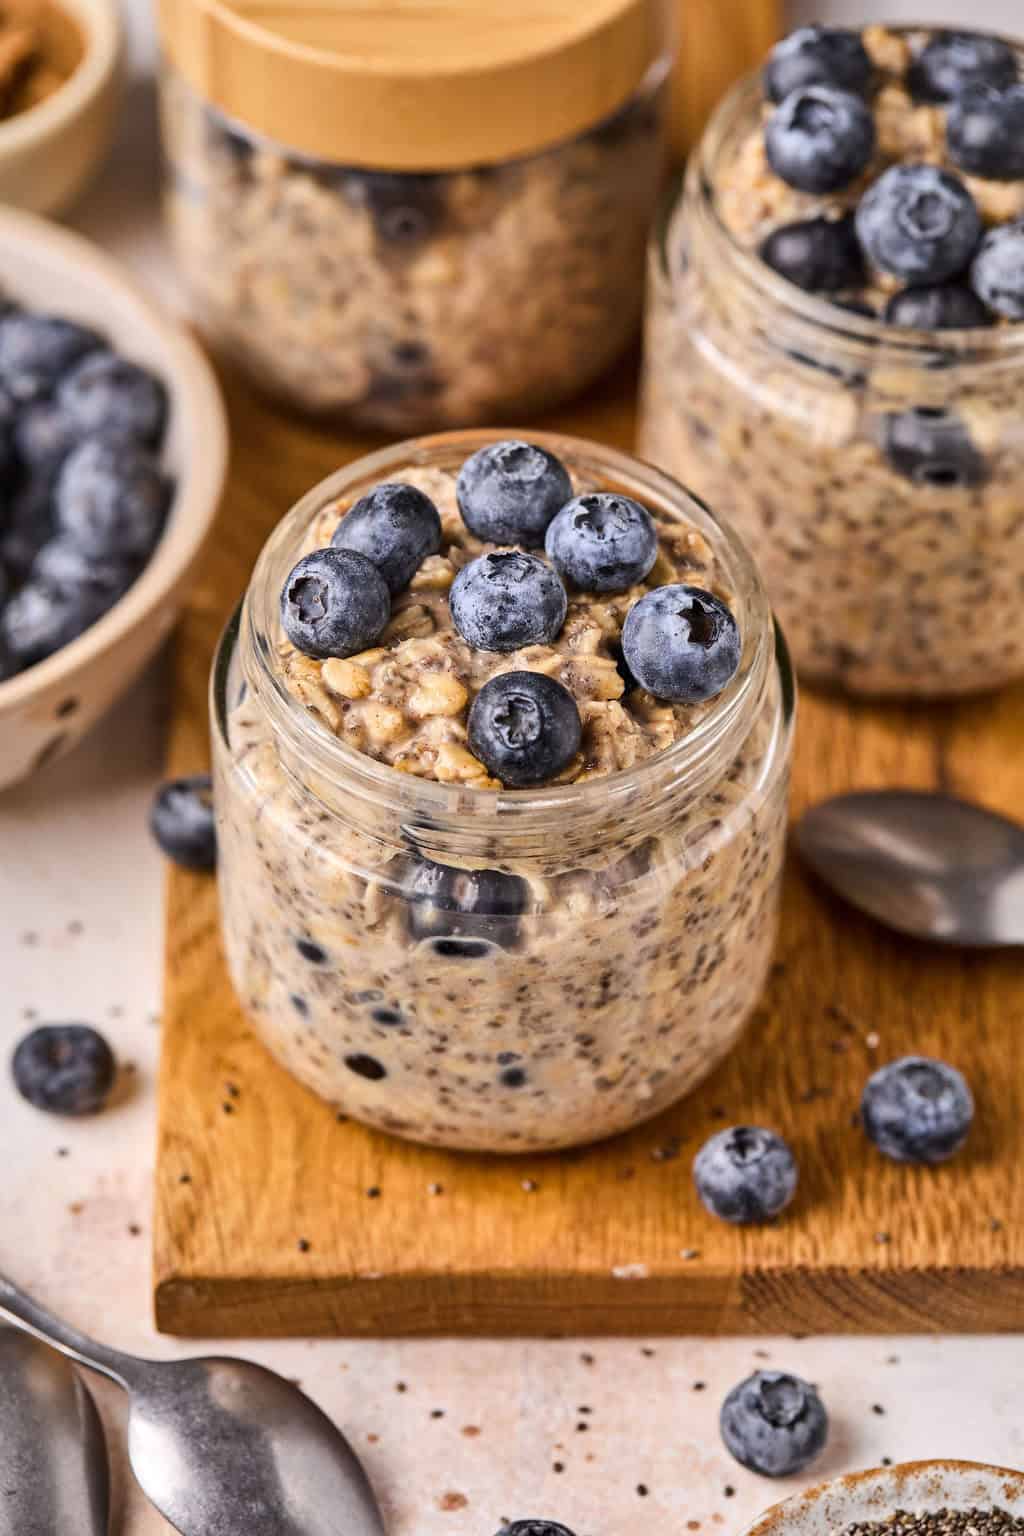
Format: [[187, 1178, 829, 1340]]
[[155, 0, 670, 432], [211, 432, 794, 1153], [640, 23, 1024, 698]]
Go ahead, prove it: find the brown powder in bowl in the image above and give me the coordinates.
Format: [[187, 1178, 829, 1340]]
[[0, 0, 83, 122]]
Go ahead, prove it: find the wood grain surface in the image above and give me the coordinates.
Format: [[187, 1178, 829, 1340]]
[[154, 359, 1024, 1339], [671, 0, 781, 155]]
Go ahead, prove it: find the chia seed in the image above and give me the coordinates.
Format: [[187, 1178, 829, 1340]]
[[837, 1510, 1024, 1536]]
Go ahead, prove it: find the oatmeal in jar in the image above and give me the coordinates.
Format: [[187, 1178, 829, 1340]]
[[213, 433, 793, 1152], [641, 24, 1024, 697]]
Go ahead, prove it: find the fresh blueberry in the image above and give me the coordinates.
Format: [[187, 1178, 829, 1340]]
[[468, 671, 582, 788], [0, 579, 107, 667], [57, 350, 168, 446], [456, 439, 572, 548], [449, 551, 567, 652], [622, 585, 741, 704], [330, 481, 442, 595], [861, 1056, 974, 1165], [13, 401, 81, 470], [763, 26, 873, 105], [909, 31, 1018, 105], [55, 439, 171, 562], [694, 1127, 798, 1225], [406, 858, 529, 955], [498, 1524, 576, 1536], [0, 313, 102, 402], [947, 84, 1024, 181], [720, 1371, 828, 1478], [0, 471, 55, 580], [280, 547, 391, 660], [544, 492, 658, 593], [31, 536, 138, 606], [881, 408, 986, 488], [884, 283, 993, 329], [0, 385, 15, 481], [855, 164, 981, 284], [971, 221, 1024, 320], [759, 213, 864, 293], [149, 773, 217, 872], [11, 1024, 116, 1115], [342, 171, 445, 247], [765, 86, 875, 195]]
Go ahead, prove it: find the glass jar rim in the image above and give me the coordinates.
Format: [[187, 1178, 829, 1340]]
[[668, 37, 1024, 369], [233, 429, 781, 841]]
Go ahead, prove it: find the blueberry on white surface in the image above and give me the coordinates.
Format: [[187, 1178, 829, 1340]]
[[456, 439, 572, 548], [855, 164, 981, 285], [909, 30, 1017, 104], [330, 481, 442, 595], [621, 585, 741, 704], [468, 671, 582, 787], [11, 1024, 116, 1116], [720, 1371, 828, 1478], [763, 26, 873, 105], [449, 551, 567, 652], [544, 491, 658, 593], [280, 547, 391, 660], [150, 774, 217, 872], [55, 438, 171, 562], [971, 221, 1024, 320], [861, 1056, 974, 1165], [765, 86, 875, 195]]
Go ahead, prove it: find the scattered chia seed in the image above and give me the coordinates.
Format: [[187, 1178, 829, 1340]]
[[681, 1247, 701, 1261], [225, 1081, 240, 1097], [637, 1485, 649, 1498], [724, 1487, 736, 1499], [428, 1182, 444, 1196], [876, 1231, 891, 1245], [693, 1381, 706, 1391], [396, 1381, 407, 1393], [580, 1352, 595, 1366], [872, 1404, 886, 1415], [641, 1347, 655, 1357], [297, 1237, 311, 1252], [56, 1147, 68, 1158], [991, 1219, 1003, 1233], [839, 1509, 1024, 1536], [222, 1101, 235, 1115], [553, 1462, 565, 1474], [367, 1186, 381, 1199], [521, 1179, 538, 1193], [128, 1223, 141, 1236], [576, 1422, 588, 1432], [179, 1173, 192, 1184]]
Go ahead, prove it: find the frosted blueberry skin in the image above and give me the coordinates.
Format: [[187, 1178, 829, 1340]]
[[765, 86, 876, 196], [11, 1024, 116, 1116], [280, 547, 391, 659], [55, 438, 171, 562], [908, 30, 1018, 104], [468, 671, 582, 788], [971, 221, 1024, 320], [855, 164, 982, 285], [456, 439, 573, 548], [330, 480, 442, 594], [947, 84, 1024, 182], [1, 580, 109, 668], [759, 214, 864, 293], [57, 350, 168, 446], [449, 550, 567, 652], [720, 1371, 828, 1478], [693, 1125, 799, 1225], [622, 584, 741, 704], [150, 774, 218, 872], [0, 312, 102, 403], [861, 1055, 974, 1165], [763, 26, 873, 106], [544, 491, 658, 593]]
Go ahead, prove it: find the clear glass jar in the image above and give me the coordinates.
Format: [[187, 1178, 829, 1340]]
[[640, 73, 1024, 699], [159, 64, 667, 432], [211, 431, 794, 1154]]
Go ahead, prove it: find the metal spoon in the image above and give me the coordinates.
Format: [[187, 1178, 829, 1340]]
[[0, 1326, 109, 1536], [0, 1277, 386, 1536], [797, 789, 1024, 947]]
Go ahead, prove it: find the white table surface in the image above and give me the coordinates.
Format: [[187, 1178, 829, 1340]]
[[2, 6, 1023, 1533]]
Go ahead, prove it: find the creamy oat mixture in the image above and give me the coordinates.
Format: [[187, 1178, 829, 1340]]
[[641, 25, 1024, 697], [160, 72, 663, 431], [213, 454, 791, 1152]]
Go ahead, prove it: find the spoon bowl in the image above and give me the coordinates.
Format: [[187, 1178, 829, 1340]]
[[797, 789, 1024, 947]]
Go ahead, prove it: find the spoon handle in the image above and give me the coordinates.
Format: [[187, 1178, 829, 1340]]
[[0, 1275, 141, 1389]]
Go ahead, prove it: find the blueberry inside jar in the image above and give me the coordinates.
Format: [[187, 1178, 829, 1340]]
[[213, 432, 793, 1153], [640, 22, 1024, 699]]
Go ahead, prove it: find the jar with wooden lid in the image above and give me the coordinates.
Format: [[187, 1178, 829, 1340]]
[[157, 0, 672, 431]]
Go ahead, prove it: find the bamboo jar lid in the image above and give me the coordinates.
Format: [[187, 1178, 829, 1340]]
[[159, 0, 673, 170]]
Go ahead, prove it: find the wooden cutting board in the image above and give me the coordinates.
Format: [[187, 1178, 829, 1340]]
[[153, 358, 1024, 1338]]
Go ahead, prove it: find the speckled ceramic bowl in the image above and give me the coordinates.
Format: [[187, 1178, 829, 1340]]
[[743, 1462, 1024, 1536], [0, 207, 228, 791]]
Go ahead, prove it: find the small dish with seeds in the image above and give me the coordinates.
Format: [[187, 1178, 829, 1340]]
[[741, 1461, 1024, 1536]]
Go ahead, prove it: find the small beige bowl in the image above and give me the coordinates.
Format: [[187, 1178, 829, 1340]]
[[744, 1461, 1024, 1536], [0, 0, 123, 216], [0, 206, 228, 790]]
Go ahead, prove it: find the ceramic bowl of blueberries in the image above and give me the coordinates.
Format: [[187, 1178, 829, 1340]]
[[0, 205, 227, 790], [742, 1462, 1024, 1536]]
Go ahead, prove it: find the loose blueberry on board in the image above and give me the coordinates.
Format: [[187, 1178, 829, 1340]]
[[449, 551, 567, 652], [12, 400, 81, 469], [0, 312, 102, 403], [456, 439, 572, 547], [861, 1056, 974, 1165], [150, 773, 218, 872], [0, 579, 107, 668], [406, 857, 529, 956], [57, 350, 168, 446], [545, 491, 658, 593], [765, 86, 876, 195], [759, 214, 864, 293], [971, 221, 1024, 320], [468, 671, 582, 788], [280, 547, 391, 660], [720, 1371, 829, 1478], [881, 408, 986, 489], [693, 1126, 799, 1225], [497, 1524, 577, 1536], [947, 84, 1024, 181], [11, 1024, 116, 1116], [908, 30, 1018, 104], [763, 26, 873, 105], [31, 537, 138, 606], [856, 164, 982, 285], [884, 283, 993, 330], [56, 438, 171, 562], [330, 480, 442, 595], [622, 585, 741, 704]]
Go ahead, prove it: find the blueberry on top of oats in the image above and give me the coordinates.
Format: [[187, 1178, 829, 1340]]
[[947, 83, 1024, 181], [855, 163, 982, 284], [759, 213, 864, 293], [765, 85, 876, 195], [330, 480, 442, 594], [763, 26, 873, 106], [468, 671, 582, 788], [544, 491, 658, 593], [971, 221, 1024, 319], [908, 29, 1018, 104], [622, 585, 741, 704], [456, 439, 572, 547], [280, 546, 391, 659], [449, 550, 568, 653]]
